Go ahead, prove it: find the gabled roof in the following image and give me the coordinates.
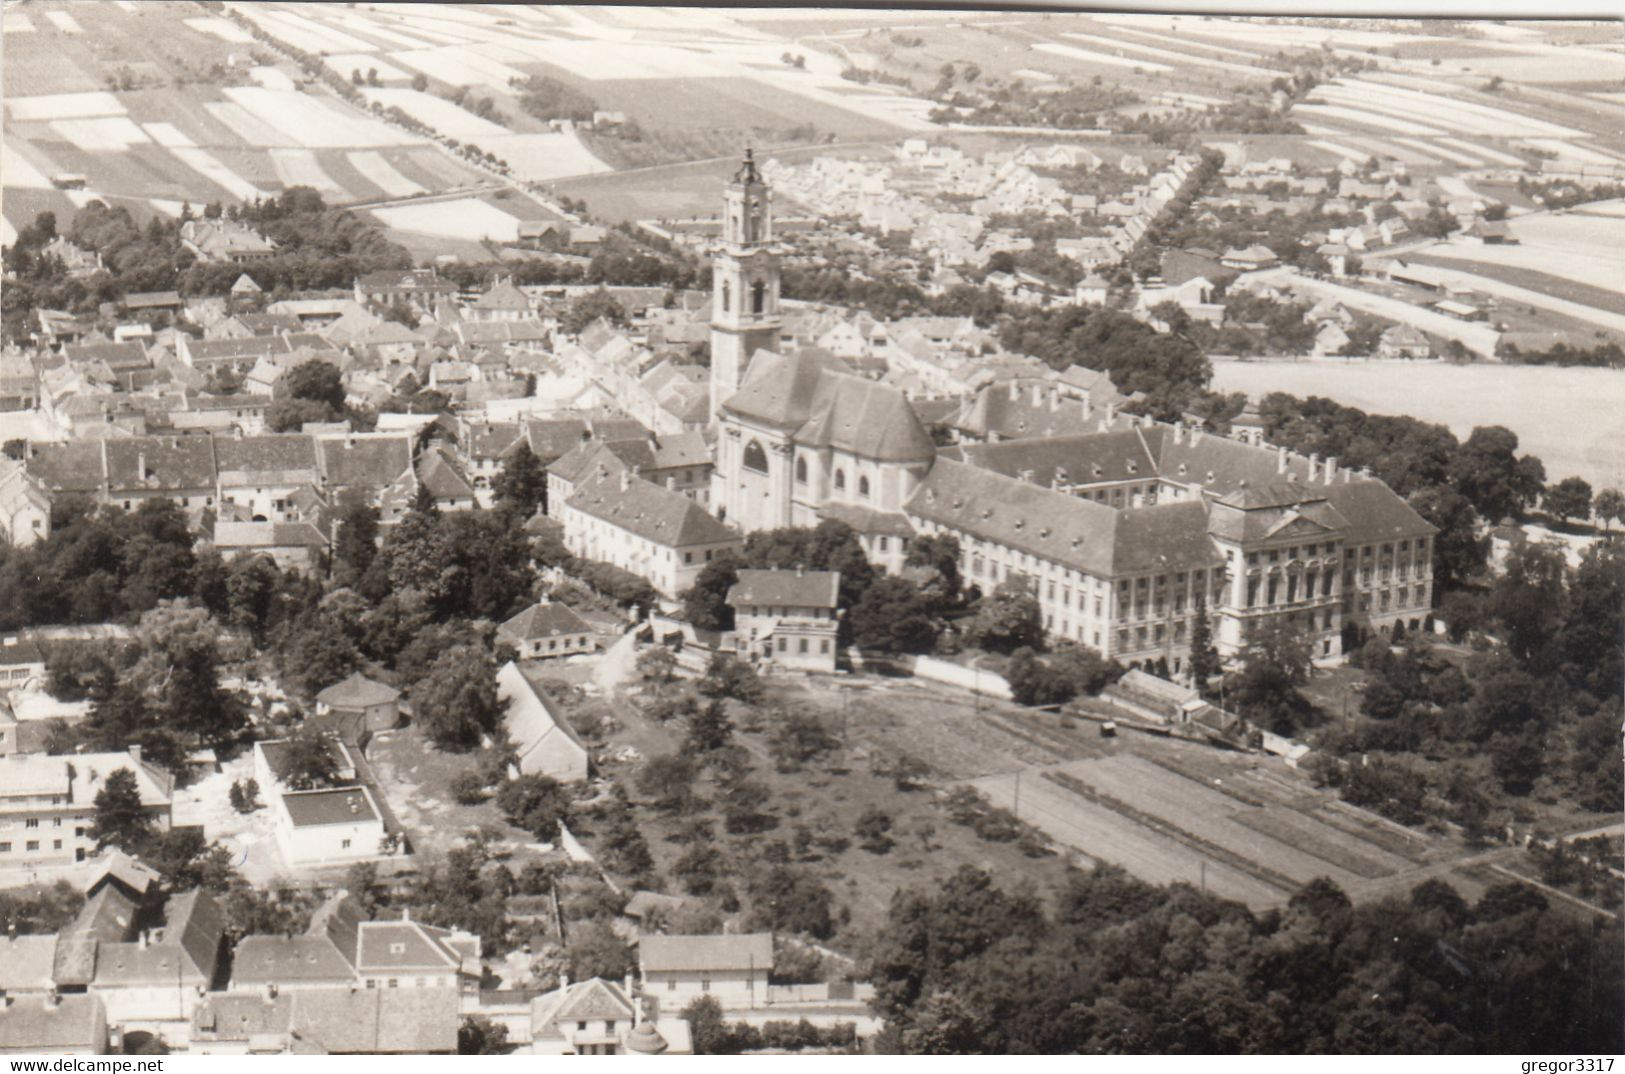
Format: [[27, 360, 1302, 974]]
[[417, 449, 475, 500], [0, 934, 58, 994], [215, 434, 320, 479], [500, 601, 592, 642], [355, 920, 462, 973], [293, 987, 459, 1053], [726, 569, 840, 609], [316, 434, 413, 490], [565, 471, 738, 549], [496, 661, 587, 773], [473, 279, 531, 311], [102, 436, 216, 490], [639, 932, 773, 974], [530, 978, 636, 1039]]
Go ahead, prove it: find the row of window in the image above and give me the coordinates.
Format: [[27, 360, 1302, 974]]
[[773, 636, 832, 655], [0, 839, 63, 852]]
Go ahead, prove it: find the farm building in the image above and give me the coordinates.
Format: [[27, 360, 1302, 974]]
[[638, 932, 773, 1012], [1378, 323, 1432, 359], [496, 661, 588, 783], [498, 602, 596, 660]]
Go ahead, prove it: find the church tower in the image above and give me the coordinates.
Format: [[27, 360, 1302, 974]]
[[709, 149, 780, 425]]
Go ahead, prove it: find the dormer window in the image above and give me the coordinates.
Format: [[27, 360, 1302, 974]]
[[1013, 519, 1024, 531], [390, 943, 405, 955], [1127, 461, 1138, 475]]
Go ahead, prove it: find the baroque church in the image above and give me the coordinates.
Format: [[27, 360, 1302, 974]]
[[708, 151, 935, 574]]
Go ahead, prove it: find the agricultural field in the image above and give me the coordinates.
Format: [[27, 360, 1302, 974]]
[[1211, 358, 1625, 490]]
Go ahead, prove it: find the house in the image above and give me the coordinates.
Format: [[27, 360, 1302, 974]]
[[1313, 321, 1351, 356], [354, 914, 480, 994], [228, 892, 365, 992], [499, 602, 596, 660], [41, 237, 102, 278], [469, 278, 533, 322], [180, 219, 277, 263], [496, 661, 588, 783], [1316, 243, 1349, 278], [0, 748, 173, 871], [1377, 323, 1432, 359], [190, 987, 460, 1054], [726, 569, 840, 672], [122, 292, 182, 316], [1461, 218, 1513, 244], [0, 994, 109, 1055], [272, 785, 385, 867], [211, 521, 328, 574], [313, 673, 401, 746], [638, 932, 773, 1012], [353, 269, 457, 312], [0, 636, 46, 688], [1220, 245, 1279, 271], [88, 889, 225, 1026], [529, 977, 692, 1055], [560, 468, 742, 600], [1074, 273, 1110, 307]]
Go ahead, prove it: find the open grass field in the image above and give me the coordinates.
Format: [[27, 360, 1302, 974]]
[[1211, 358, 1625, 489]]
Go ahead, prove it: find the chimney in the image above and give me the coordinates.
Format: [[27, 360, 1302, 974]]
[[137, 449, 147, 481], [138, 930, 149, 950], [1325, 456, 1338, 483], [559, 972, 571, 991], [1105, 401, 1118, 425], [796, 564, 804, 577], [1191, 425, 1203, 446], [128, 744, 142, 763], [1308, 452, 1320, 479], [624, 973, 635, 1002], [1277, 446, 1288, 474], [44, 992, 61, 1011], [1173, 420, 1185, 444], [263, 984, 278, 1002], [619, 468, 631, 492], [1007, 380, 1019, 401]]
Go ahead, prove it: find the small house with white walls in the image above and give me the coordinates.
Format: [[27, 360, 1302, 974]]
[[497, 661, 589, 783], [638, 932, 773, 1012]]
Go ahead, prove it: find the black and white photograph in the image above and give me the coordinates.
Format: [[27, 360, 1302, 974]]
[[0, 0, 1620, 1059]]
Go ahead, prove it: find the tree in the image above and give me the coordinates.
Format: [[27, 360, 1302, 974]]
[[561, 289, 627, 335], [228, 778, 261, 813], [698, 653, 762, 704], [332, 498, 380, 588], [685, 698, 735, 755], [637, 753, 698, 813], [1543, 476, 1592, 525], [1228, 617, 1314, 734], [413, 645, 505, 750], [1409, 485, 1486, 593], [491, 441, 546, 517], [962, 580, 1043, 654], [266, 397, 336, 433], [848, 575, 940, 654], [682, 996, 728, 1056], [681, 555, 739, 631], [458, 1016, 510, 1055], [904, 533, 961, 602], [855, 806, 894, 853], [565, 918, 636, 981], [1449, 426, 1525, 522], [90, 768, 152, 852], [745, 865, 835, 939], [495, 774, 571, 838], [411, 72, 429, 92], [128, 601, 244, 748], [635, 645, 678, 686], [1188, 590, 1221, 694], [281, 726, 342, 790], [1594, 488, 1625, 533]]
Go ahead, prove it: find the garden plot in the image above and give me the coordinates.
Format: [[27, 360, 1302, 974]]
[[1294, 102, 1446, 137], [44, 10, 82, 34], [169, 147, 272, 202], [973, 766, 1287, 907], [1337, 136, 1440, 166], [1088, 19, 1265, 60], [487, 131, 611, 182], [1325, 79, 1583, 138], [372, 196, 522, 242], [204, 102, 294, 148], [361, 87, 508, 141], [50, 117, 151, 151], [222, 87, 422, 148], [241, 7, 379, 54], [390, 45, 528, 88], [1306, 139, 1371, 164], [183, 16, 254, 43], [1521, 138, 1623, 166], [3, 137, 55, 188], [1032, 41, 1171, 73], [324, 54, 412, 85], [247, 67, 297, 92], [1451, 44, 1625, 84], [1440, 137, 1525, 167], [1059, 30, 1286, 78], [269, 148, 346, 196], [141, 123, 195, 148], [7, 91, 124, 122], [347, 150, 426, 198]]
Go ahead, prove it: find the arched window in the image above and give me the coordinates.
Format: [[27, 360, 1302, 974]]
[[720, 282, 731, 313], [858, 475, 870, 498], [794, 456, 807, 484], [742, 440, 768, 474], [834, 469, 846, 491], [751, 281, 766, 314]]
